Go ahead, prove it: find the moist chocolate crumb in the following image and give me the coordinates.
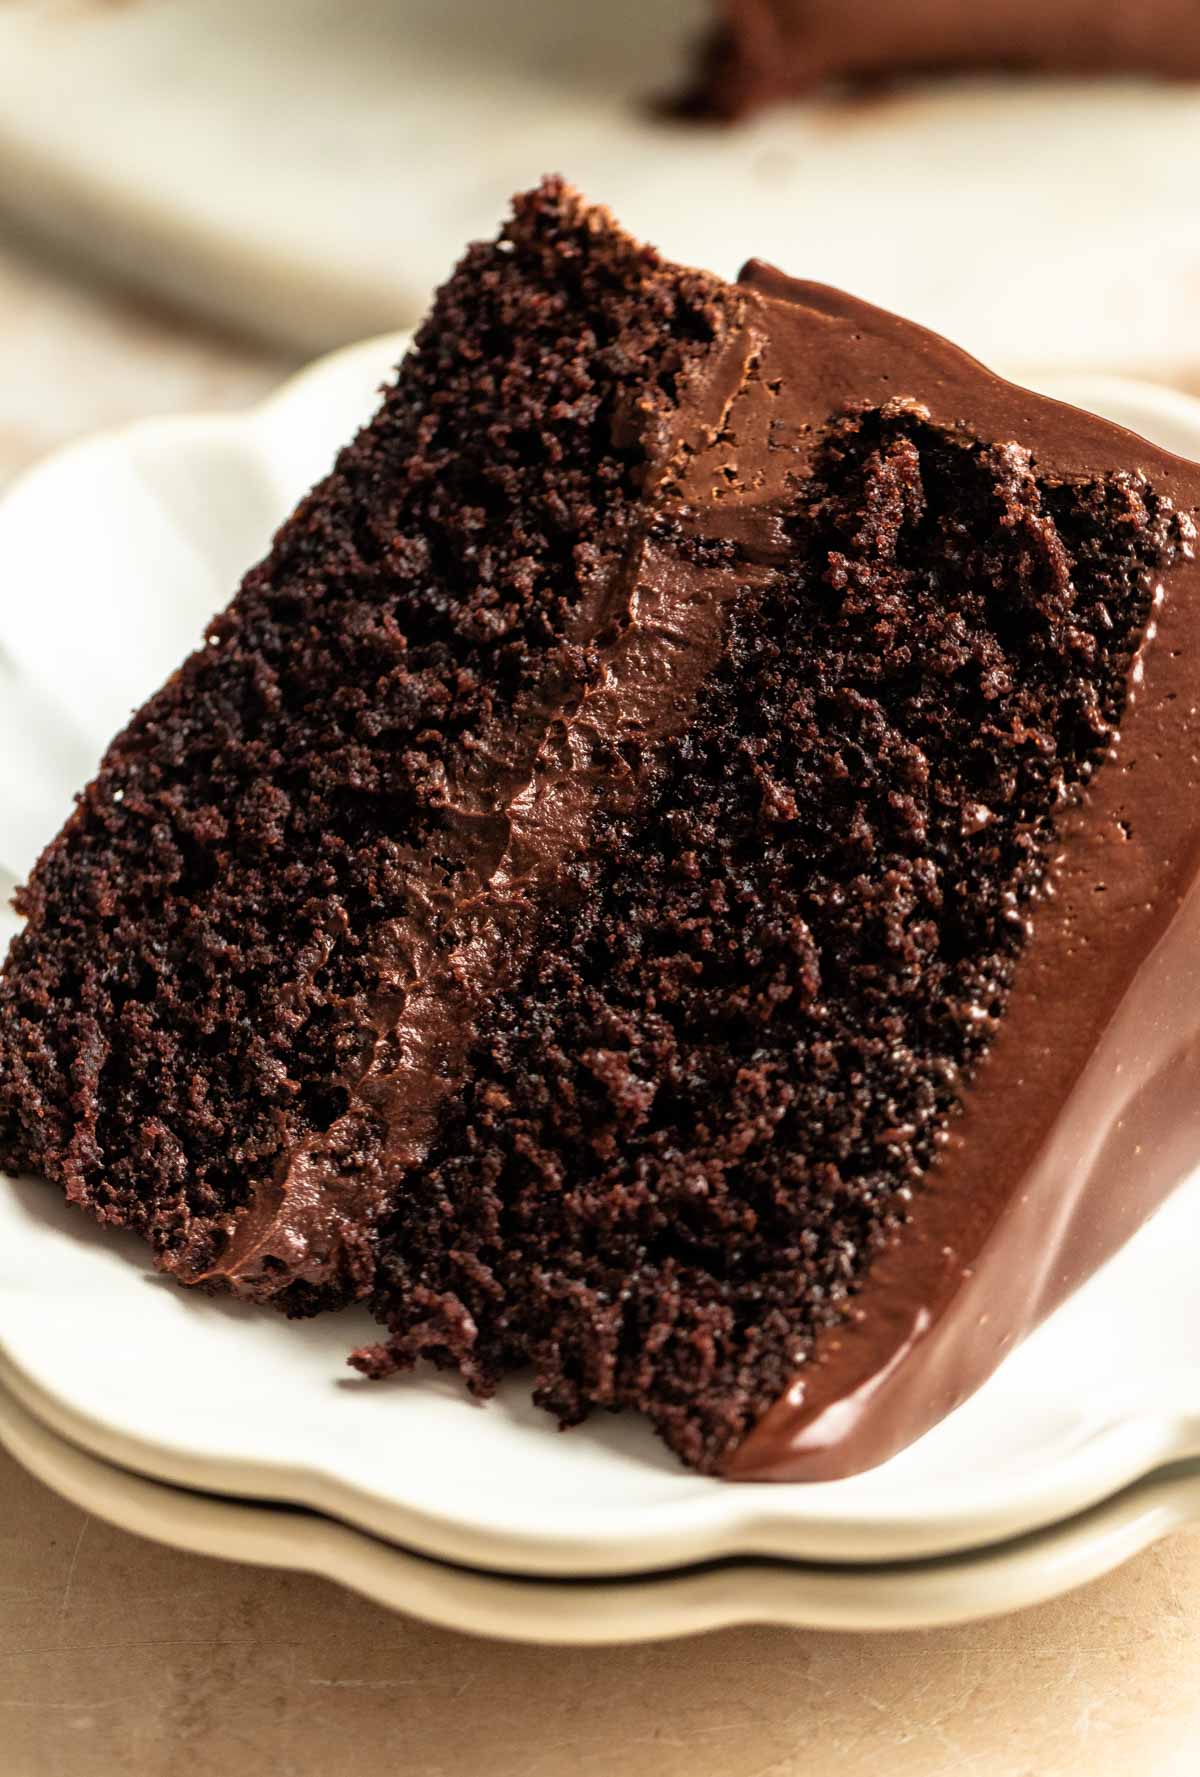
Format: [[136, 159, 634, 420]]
[[355, 399, 1182, 1473]]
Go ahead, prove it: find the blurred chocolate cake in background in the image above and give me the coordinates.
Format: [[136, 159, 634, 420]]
[[682, 0, 1200, 118]]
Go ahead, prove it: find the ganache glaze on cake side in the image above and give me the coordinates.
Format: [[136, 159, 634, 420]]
[[714, 269, 1200, 1478], [682, 0, 1200, 118]]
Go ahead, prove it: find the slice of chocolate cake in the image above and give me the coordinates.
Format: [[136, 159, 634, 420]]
[[682, 0, 1200, 119], [3, 179, 1200, 1481]]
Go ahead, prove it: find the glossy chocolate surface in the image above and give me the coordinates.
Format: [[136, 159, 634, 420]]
[[721, 267, 1200, 1478]]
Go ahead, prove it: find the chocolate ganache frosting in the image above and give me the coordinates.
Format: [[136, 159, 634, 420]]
[[714, 269, 1200, 1478]]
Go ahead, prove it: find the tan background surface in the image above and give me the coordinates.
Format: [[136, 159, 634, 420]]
[[1, 223, 1200, 1777]]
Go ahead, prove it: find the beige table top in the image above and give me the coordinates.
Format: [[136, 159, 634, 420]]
[[1, 222, 1200, 1777]]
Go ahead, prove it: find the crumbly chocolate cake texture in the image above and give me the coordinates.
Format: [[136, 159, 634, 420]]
[[4, 179, 1200, 1480], [681, 0, 1200, 119], [0, 178, 743, 1312]]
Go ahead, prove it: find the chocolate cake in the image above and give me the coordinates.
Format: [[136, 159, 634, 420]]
[[3, 178, 1200, 1480], [683, 0, 1200, 118]]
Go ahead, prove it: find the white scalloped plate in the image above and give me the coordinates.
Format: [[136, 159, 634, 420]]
[[2, 336, 1200, 1579], [4, 1382, 1200, 1643]]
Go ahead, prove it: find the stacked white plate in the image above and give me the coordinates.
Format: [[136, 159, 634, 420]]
[[2, 339, 1199, 1644]]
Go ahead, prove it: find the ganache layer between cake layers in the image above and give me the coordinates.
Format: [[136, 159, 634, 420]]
[[182, 251, 763, 1301]]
